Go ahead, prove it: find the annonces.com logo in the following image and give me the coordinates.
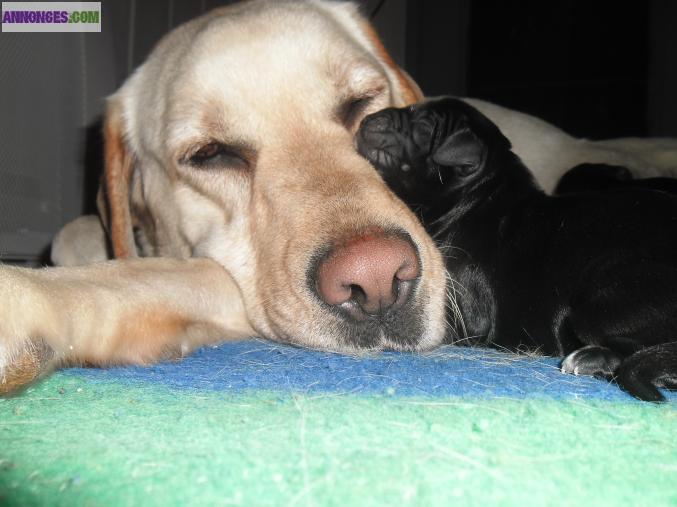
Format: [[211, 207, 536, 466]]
[[1, 2, 100, 32]]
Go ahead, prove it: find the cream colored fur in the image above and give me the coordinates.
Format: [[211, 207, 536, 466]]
[[465, 98, 677, 193], [3, 0, 448, 393]]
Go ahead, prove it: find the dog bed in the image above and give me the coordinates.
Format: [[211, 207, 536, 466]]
[[1, 340, 675, 506]]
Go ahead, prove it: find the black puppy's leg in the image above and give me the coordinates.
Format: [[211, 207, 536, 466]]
[[615, 342, 677, 402], [560, 345, 622, 379], [560, 257, 677, 401]]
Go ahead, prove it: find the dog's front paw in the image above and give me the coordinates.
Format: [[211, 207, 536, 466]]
[[560, 345, 622, 379], [0, 266, 60, 394], [0, 339, 54, 395]]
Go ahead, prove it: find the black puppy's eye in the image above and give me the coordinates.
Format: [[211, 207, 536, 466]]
[[186, 142, 248, 169], [339, 96, 374, 128]]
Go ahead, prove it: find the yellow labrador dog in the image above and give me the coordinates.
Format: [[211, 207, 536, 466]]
[[0, 0, 447, 393], [2, 0, 677, 394]]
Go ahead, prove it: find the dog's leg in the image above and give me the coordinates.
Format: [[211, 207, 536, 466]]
[[561, 341, 677, 401], [594, 137, 677, 179], [560, 345, 623, 379], [560, 259, 677, 401], [615, 342, 677, 402], [0, 258, 254, 394]]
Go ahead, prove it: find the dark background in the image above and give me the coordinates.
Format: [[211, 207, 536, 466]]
[[407, 0, 677, 139], [1, 0, 676, 263]]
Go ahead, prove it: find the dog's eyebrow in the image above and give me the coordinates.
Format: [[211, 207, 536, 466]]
[[347, 65, 387, 89], [332, 57, 388, 93], [165, 96, 254, 154]]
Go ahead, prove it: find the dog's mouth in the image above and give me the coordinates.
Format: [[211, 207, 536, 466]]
[[332, 296, 428, 351], [261, 292, 429, 353]]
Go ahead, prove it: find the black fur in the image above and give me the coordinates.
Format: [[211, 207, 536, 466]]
[[356, 97, 677, 401], [555, 163, 677, 195]]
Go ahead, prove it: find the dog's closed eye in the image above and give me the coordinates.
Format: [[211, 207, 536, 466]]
[[339, 96, 375, 129], [339, 84, 390, 131], [185, 142, 249, 170]]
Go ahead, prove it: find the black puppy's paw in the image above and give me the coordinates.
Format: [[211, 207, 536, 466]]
[[560, 345, 622, 379]]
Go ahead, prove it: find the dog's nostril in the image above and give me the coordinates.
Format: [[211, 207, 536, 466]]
[[314, 231, 420, 320], [349, 284, 371, 311]]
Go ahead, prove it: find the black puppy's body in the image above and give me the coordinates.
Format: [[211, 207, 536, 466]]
[[357, 98, 677, 401], [555, 163, 677, 195]]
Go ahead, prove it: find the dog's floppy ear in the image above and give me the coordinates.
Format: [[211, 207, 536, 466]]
[[97, 97, 137, 258], [432, 130, 485, 173], [360, 22, 423, 106], [314, 2, 423, 104]]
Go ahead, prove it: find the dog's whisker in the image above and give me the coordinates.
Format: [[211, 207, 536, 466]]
[[444, 270, 467, 343]]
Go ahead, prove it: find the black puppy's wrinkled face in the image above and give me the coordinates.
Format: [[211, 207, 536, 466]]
[[356, 97, 510, 222]]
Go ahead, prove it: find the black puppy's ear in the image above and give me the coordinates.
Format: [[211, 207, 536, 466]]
[[431, 129, 484, 174]]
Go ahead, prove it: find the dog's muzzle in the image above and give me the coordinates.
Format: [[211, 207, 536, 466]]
[[305, 227, 426, 349]]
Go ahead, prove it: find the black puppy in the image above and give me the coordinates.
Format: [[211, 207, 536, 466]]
[[357, 97, 677, 401], [555, 163, 677, 195]]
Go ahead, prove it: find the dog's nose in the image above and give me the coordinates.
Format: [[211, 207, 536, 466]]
[[315, 231, 420, 320]]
